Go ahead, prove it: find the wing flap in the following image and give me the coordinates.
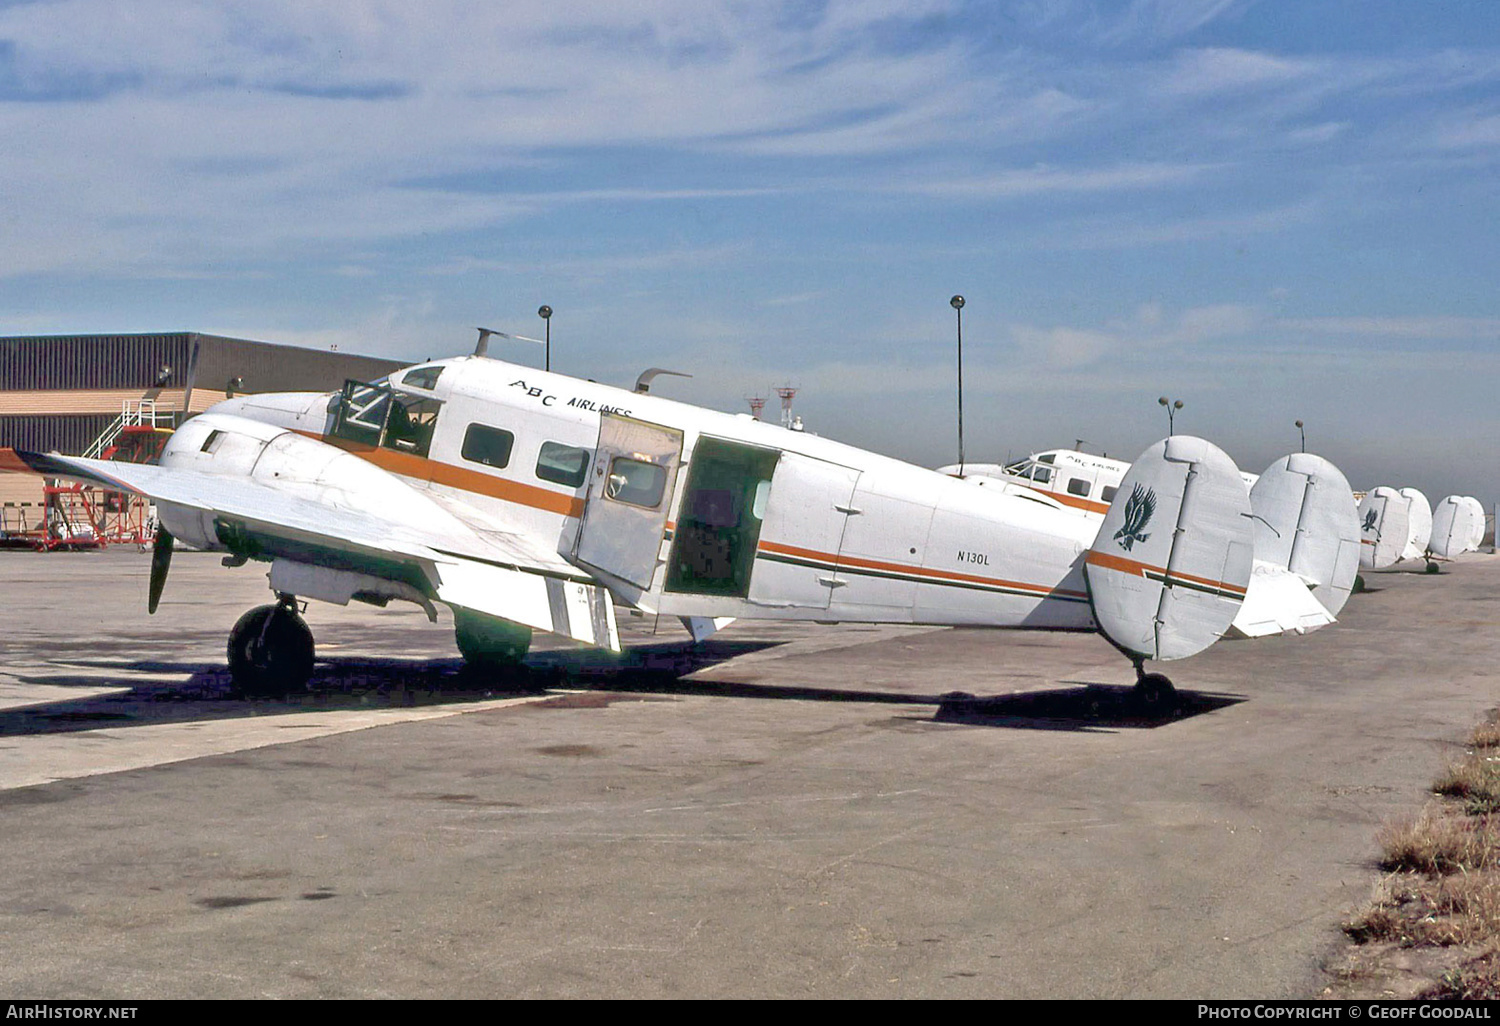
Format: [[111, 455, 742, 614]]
[[432, 558, 619, 651]]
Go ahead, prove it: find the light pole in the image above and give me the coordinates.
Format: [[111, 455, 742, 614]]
[[1158, 395, 1184, 435], [1295, 419, 1305, 452], [951, 295, 965, 477], [538, 305, 552, 372]]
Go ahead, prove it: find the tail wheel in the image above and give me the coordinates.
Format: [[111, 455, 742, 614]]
[[1133, 671, 1177, 712], [228, 603, 315, 697]]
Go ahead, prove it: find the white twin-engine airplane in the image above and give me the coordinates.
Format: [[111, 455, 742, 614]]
[[14, 341, 1360, 707], [937, 448, 1261, 517]]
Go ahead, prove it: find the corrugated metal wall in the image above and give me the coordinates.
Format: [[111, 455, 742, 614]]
[[0, 332, 409, 457], [0, 334, 194, 391], [189, 335, 406, 399], [0, 414, 115, 454]]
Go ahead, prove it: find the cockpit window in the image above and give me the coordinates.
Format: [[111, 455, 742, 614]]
[[1037, 453, 1056, 464], [402, 366, 444, 390], [1003, 456, 1054, 484], [328, 378, 440, 457], [384, 395, 440, 457], [331, 381, 392, 447]]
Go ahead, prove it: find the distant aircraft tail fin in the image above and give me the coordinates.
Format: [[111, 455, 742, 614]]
[[1357, 487, 1410, 569], [1430, 495, 1483, 559], [1243, 453, 1361, 619], [1084, 436, 1253, 663]]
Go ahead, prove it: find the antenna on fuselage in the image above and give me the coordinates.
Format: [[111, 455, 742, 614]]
[[475, 326, 545, 359], [634, 368, 693, 394]]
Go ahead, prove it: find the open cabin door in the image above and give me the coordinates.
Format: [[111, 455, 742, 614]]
[[573, 412, 684, 590]]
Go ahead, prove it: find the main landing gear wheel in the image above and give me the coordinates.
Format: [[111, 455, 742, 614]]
[[227, 597, 314, 697], [1131, 659, 1177, 712], [453, 608, 536, 690], [1424, 561, 1441, 575]]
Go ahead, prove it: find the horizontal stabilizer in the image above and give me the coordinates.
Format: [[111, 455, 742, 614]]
[[1084, 436, 1253, 662], [1228, 561, 1337, 638]]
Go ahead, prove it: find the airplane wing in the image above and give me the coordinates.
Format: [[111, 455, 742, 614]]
[[14, 450, 620, 651], [1227, 561, 1337, 639]]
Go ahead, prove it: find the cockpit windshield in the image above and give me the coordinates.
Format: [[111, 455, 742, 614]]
[[328, 379, 441, 458], [1001, 456, 1052, 485]]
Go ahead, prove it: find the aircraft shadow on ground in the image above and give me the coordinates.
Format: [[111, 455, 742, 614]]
[[4, 641, 1241, 736], [546, 649, 1247, 732], [924, 681, 1244, 732], [0, 640, 783, 737]]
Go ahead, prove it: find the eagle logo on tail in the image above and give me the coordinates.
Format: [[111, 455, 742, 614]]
[[1362, 508, 1378, 533], [1114, 484, 1156, 551]]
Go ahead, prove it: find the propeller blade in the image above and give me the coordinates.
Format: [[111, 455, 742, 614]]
[[148, 526, 173, 615]]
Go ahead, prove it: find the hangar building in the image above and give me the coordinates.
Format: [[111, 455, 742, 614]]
[[0, 332, 407, 537]]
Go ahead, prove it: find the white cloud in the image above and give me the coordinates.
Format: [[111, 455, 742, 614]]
[[896, 161, 1215, 199]]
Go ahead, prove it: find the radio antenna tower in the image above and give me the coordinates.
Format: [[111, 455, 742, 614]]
[[747, 396, 766, 421], [775, 386, 798, 430]]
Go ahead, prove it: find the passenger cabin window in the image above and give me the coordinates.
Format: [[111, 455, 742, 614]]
[[536, 442, 590, 488], [605, 457, 667, 509], [1101, 485, 1118, 504], [1067, 478, 1091, 497], [462, 424, 515, 469], [402, 366, 444, 390]]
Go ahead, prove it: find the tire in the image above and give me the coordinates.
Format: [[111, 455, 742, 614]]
[[1134, 672, 1176, 712], [453, 608, 532, 667], [228, 604, 315, 697]]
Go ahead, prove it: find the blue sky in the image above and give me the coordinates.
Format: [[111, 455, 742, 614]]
[[0, 0, 1496, 503]]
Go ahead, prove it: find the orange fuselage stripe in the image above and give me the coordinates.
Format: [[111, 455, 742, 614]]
[[1027, 484, 1111, 515], [308, 432, 586, 518], [758, 540, 1087, 599], [1084, 549, 1247, 598]]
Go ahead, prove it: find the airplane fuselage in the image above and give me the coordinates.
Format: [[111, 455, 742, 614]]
[[166, 355, 1101, 632]]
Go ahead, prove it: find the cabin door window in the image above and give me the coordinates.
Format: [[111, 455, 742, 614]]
[[574, 412, 684, 590], [665, 436, 780, 597]]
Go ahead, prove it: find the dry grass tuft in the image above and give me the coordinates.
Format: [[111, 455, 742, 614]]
[[1434, 756, 1500, 814], [1378, 809, 1500, 874], [1345, 871, 1500, 947], [1421, 948, 1500, 999], [1337, 713, 1500, 999], [1470, 721, 1500, 751]]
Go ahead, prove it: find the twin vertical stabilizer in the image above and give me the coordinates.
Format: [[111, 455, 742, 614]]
[[1084, 437, 1253, 662]]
